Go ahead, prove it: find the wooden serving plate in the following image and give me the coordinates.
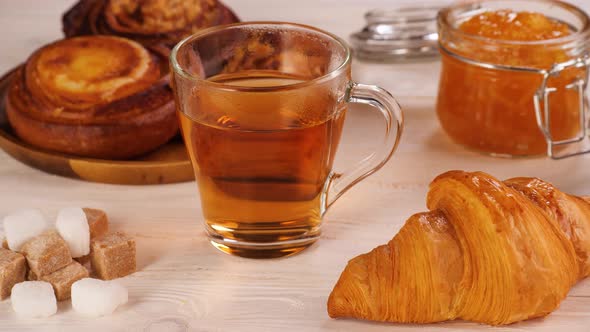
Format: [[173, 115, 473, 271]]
[[0, 68, 194, 185]]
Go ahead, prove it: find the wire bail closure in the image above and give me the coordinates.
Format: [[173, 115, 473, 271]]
[[534, 55, 590, 159]]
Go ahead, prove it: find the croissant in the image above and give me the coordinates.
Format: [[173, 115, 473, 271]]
[[328, 170, 590, 325], [62, 0, 239, 49], [5, 35, 177, 159]]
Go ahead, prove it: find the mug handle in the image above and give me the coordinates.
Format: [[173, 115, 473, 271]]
[[324, 82, 404, 210]]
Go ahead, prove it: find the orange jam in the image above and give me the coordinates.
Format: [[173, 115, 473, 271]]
[[459, 11, 570, 42], [436, 10, 582, 156]]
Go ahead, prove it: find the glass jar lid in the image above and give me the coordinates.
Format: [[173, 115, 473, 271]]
[[350, 5, 443, 61]]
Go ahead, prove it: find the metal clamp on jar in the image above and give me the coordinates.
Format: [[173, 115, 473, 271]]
[[533, 55, 590, 159]]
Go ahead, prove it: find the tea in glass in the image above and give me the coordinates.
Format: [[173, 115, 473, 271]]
[[171, 22, 403, 258]]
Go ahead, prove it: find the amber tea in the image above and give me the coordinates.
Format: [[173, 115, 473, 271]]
[[179, 72, 346, 256], [171, 22, 402, 258]]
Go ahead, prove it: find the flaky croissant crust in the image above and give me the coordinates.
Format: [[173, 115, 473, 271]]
[[328, 171, 590, 325]]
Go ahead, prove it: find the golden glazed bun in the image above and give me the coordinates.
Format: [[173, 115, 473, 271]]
[[5, 35, 177, 159]]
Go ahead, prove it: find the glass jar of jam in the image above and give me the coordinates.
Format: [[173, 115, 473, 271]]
[[436, 0, 590, 158]]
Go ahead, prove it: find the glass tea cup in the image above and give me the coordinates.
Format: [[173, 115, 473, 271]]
[[170, 22, 403, 258]]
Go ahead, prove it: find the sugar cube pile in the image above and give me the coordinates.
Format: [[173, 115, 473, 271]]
[[0, 207, 137, 319], [3, 209, 48, 251], [11, 281, 57, 318], [56, 207, 90, 258], [71, 278, 128, 317]]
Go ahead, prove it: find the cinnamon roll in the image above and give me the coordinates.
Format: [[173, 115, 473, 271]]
[[5, 35, 177, 159], [63, 0, 240, 48]]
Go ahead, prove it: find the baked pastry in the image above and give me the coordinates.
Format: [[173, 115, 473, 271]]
[[5, 35, 177, 159], [221, 37, 332, 79], [328, 171, 590, 325], [62, 0, 239, 48]]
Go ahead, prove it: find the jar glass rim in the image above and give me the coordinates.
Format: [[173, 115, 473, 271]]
[[169, 21, 352, 92], [438, 0, 590, 47]]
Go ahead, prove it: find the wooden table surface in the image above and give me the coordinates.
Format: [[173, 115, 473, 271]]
[[2, 0, 590, 331]]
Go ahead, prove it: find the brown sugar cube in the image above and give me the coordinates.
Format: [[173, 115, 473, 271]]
[[40, 261, 89, 301], [1, 239, 7, 250], [91, 232, 136, 280], [78, 207, 109, 266], [83, 208, 109, 239], [21, 230, 72, 277], [58, 208, 107, 266], [0, 248, 26, 299]]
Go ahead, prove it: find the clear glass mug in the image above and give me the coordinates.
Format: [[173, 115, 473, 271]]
[[170, 22, 403, 258]]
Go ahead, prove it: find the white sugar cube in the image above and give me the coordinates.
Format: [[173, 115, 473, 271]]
[[3, 209, 49, 251], [112, 282, 128, 305], [72, 278, 128, 317], [56, 207, 90, 258], [11, 281, 57, 318]]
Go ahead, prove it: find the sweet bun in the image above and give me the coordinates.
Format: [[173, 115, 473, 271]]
[[63, 0, 239, 48], [5, 35, 177, 159]]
